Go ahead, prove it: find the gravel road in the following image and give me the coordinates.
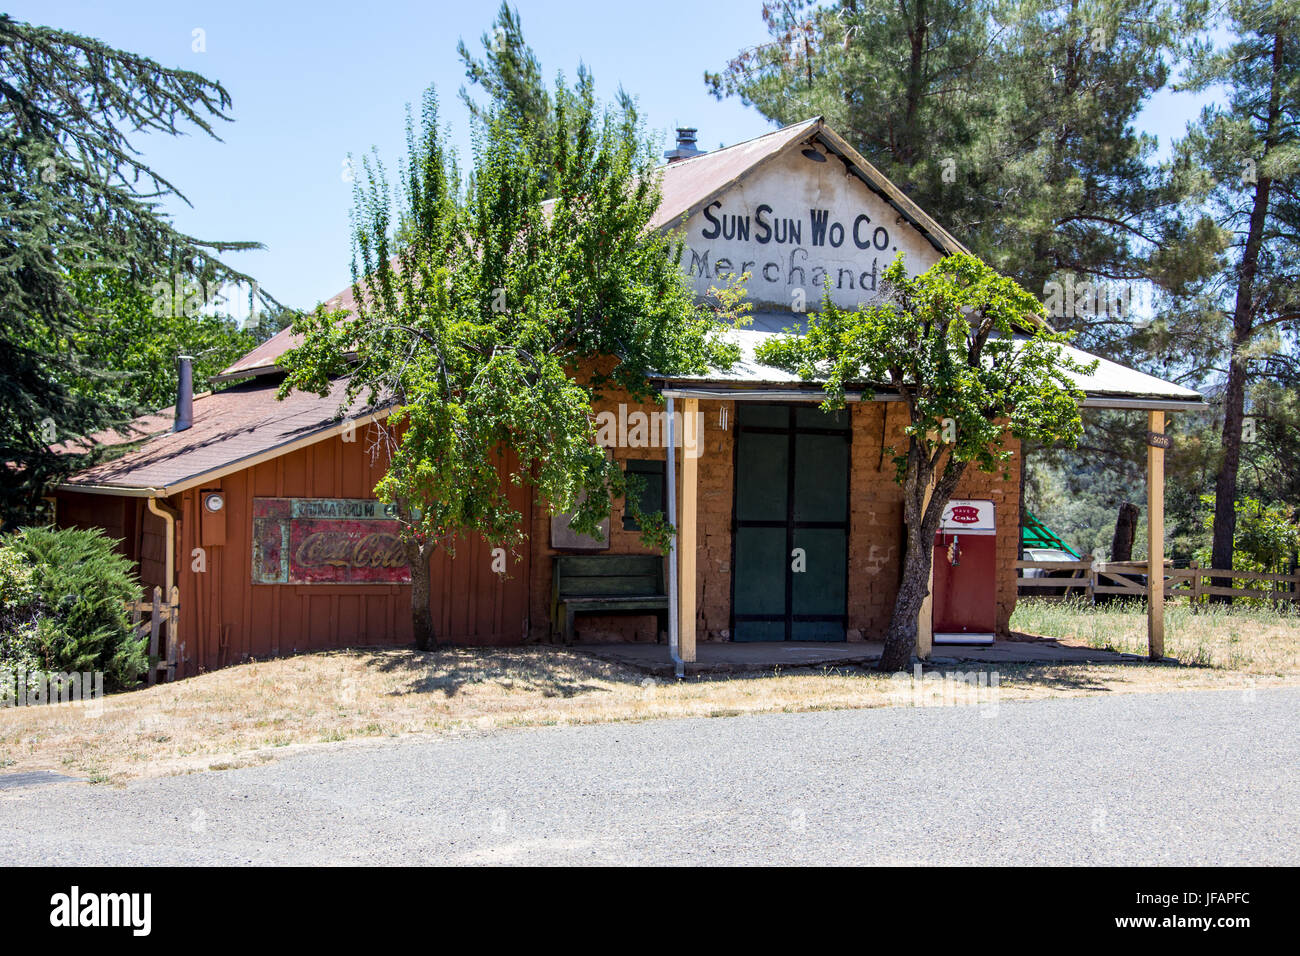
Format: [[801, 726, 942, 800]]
[[1, 686, 1296, 865]]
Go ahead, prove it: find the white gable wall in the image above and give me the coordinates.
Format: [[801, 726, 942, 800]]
[[677, 149, 944, 313]]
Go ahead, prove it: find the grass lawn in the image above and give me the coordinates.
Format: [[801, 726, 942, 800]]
[[2, 598, 1296, 784], [1011, 597, 1300, 673]]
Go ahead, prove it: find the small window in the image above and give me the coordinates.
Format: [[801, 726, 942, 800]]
[[623, 458, 666, 531]]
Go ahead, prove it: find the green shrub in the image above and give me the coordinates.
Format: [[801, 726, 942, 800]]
[[1198, 495, 1300, 575], [0, 543, 41, 671], [2, 527, 147, 689]]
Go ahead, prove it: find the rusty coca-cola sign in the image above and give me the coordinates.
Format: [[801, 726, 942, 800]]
[[252, 498, 411, 584]]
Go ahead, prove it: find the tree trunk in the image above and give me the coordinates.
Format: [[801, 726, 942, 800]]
[[1211, 344, 1249, 594], [878, 443, 967, 672], [1210, 183, 1271, 596], [407, 544, 437, 651], [1110, 501, 1138, 562], [899, 0, 928, 166], [880, 519, 933, 671], [1211, 28, 1283, 600]]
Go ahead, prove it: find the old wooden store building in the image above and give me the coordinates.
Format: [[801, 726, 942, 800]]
[[52, 119, 1203, 678]]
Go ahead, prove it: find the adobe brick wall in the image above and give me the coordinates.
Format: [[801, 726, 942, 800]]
[[528, 390, 1020, 643], [846, 402, 1021, 638], [527, 385, 735, 643]]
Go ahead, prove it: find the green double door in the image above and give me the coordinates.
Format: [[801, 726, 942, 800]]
[[731, 403, 850, 642]]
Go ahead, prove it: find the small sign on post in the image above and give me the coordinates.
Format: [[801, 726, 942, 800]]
[[1147, 431, 1172, 449]]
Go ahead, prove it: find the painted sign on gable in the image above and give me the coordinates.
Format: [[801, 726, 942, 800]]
[[251, 497, 410, 584], [678, 150, 943, 312]]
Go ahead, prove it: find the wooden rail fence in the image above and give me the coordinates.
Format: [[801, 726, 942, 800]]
[[1016, 558, 1299, 605], [128, 585, 180, 685]]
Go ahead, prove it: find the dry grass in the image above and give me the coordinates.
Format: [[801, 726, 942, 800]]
[[4, 612, 1298, 785], [1011, 597, 1300, 674]]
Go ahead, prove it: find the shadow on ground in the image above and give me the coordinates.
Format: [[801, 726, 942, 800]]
[[357, 646, 636, 699]]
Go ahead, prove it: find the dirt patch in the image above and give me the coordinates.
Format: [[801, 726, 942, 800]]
[[3, 633, 1296, 784]]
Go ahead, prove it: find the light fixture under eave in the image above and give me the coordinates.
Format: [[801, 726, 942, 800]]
[[801, 144, 827, 163]]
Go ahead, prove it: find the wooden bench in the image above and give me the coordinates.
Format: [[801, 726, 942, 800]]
[[551, 554, 668, 643]]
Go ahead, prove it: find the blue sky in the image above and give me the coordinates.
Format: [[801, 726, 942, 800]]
[[16, 1, 1215, 310]]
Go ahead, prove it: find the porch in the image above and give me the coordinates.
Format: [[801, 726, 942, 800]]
[[652, 320, 1209, 672], [576, 636, 1135, 676]]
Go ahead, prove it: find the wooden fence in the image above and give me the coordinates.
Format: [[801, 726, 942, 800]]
[[1016, 558, 1299, 606], [128, 585, 180, 684]]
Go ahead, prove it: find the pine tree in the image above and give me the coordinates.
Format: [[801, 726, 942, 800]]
[[458, 1, 554, 146], [1171, 0, 1300, 581], [0, 15, 269, 525], [706, 1, 1198, 338], [705, 0, 994, 232]]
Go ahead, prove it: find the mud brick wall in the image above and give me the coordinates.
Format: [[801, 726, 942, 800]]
[[530, 390, 1019, 643], [846, 402, 909, 640], [527, 381, 735, 643]]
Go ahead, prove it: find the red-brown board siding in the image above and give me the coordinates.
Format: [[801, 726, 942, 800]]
[[167, 431, 531, 677], [55, 492, 130, 555], [55, 493, 168, 591]]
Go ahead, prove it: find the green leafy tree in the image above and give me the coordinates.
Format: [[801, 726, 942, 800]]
[[62, 270, 286, 411], [1211, 496, 1299, 575], [0, 15, 270, 526], [280, 89, 739, 650], [711, 0, 1235, 587], [757, 254, 1091, 670], [1170, 0, 1300, 580]]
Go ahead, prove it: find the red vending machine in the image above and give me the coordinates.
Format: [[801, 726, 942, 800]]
[[932, 499, 996, 645]]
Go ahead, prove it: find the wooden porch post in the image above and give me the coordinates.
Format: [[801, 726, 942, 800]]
[[916, 471, 936, 660], [1147, 409, 1166, 660], [679, 398, 699, 663]]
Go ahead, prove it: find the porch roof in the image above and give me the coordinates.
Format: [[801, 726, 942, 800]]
[[653, 314, 1206, 411]]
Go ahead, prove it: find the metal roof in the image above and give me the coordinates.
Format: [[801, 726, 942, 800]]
[[654, 314, 1205, 409]]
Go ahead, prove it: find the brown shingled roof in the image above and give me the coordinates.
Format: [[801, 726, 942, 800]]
[[51, 407, 178, 456], [211, 283, 359, 384], [58, 377, 387, 495]]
